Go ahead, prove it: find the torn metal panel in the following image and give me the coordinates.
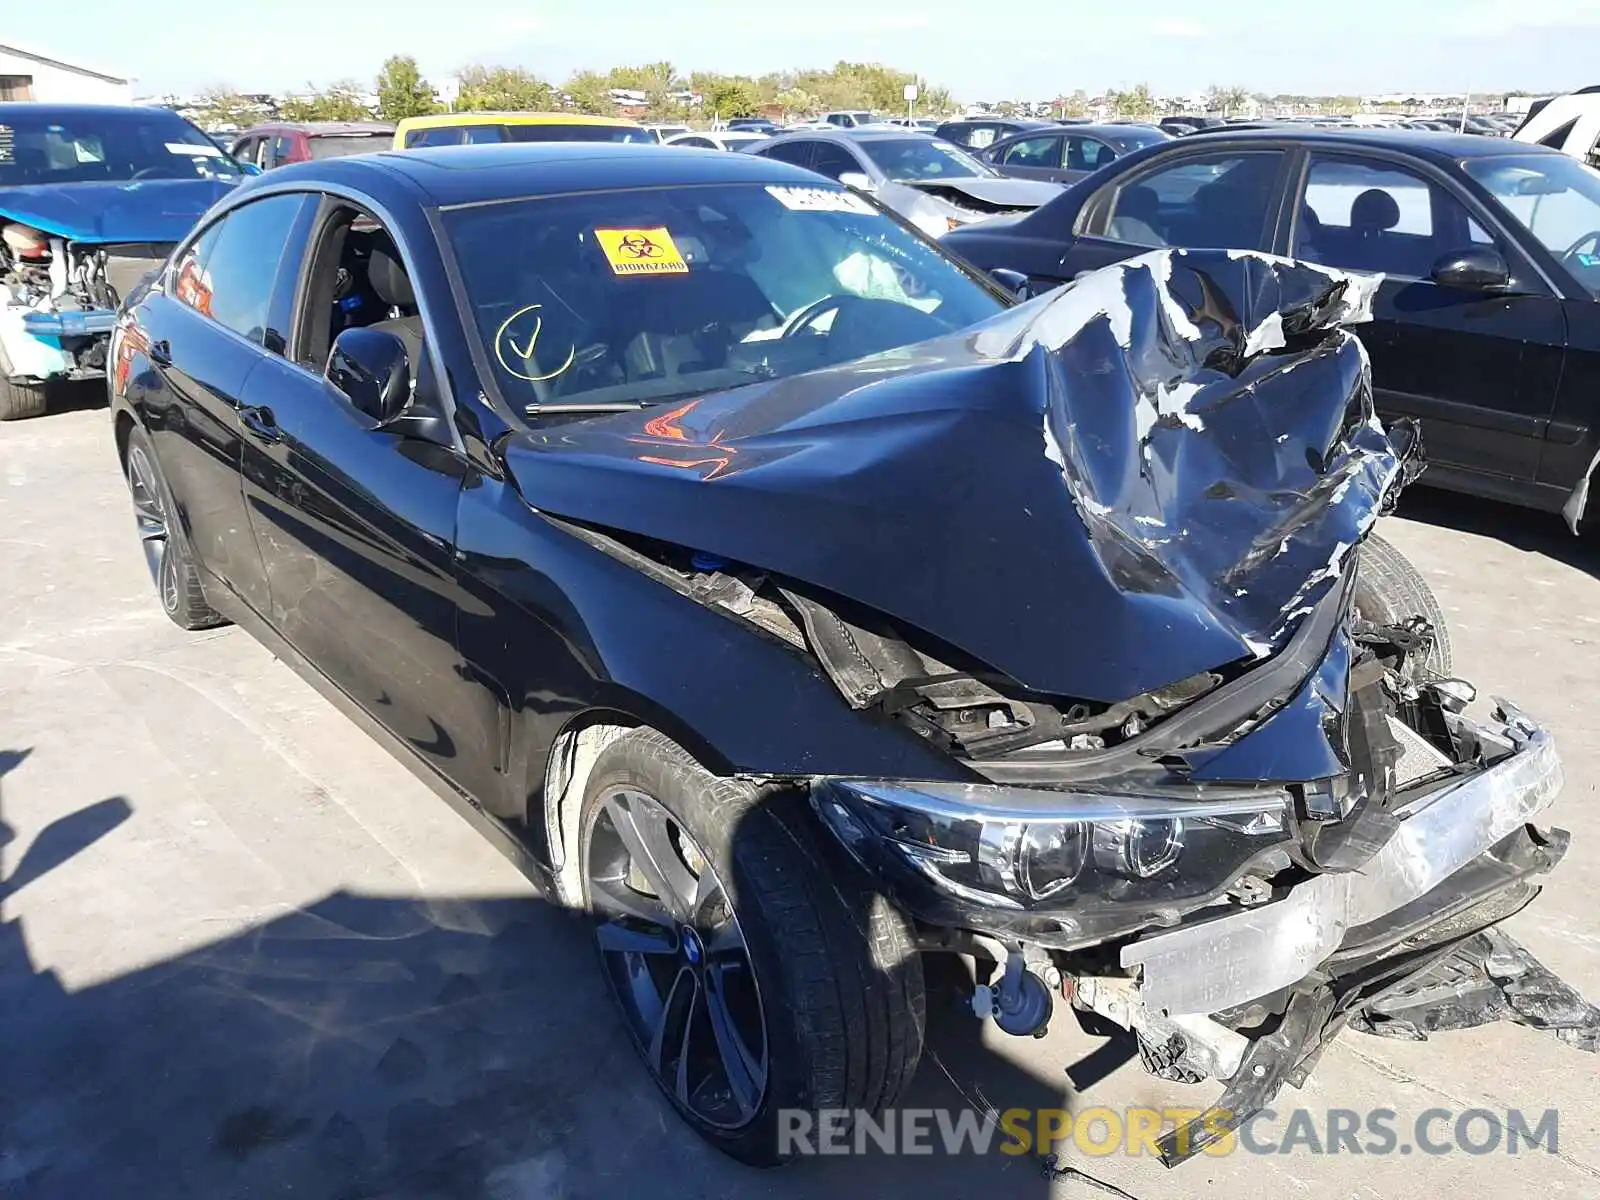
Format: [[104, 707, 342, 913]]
[[505, 248, 1406, 704]]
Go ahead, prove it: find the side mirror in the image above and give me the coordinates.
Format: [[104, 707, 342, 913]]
[[988, 267, 1033, 299], [1431, 247, 1511, 291], [838, 171, 876, 193], [327, 327, 410, 422]]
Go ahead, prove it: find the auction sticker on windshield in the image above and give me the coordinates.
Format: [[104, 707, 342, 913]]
[[767, 185, 878, 215], [594, 227, 690, 276]]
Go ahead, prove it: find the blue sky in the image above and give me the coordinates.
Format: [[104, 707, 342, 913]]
[[81, 0, 1600, 99]]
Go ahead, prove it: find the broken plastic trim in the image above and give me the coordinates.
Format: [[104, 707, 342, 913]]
[[1120, 701, 1563, 1016]]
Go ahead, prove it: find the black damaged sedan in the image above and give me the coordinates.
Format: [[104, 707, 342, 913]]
[[108, 143, 1598, 1165]]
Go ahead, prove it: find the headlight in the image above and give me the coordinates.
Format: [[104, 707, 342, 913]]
[[813, 779, 1291, 942]]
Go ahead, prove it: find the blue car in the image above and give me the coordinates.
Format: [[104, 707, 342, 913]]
[[0, 103, 252, 419]]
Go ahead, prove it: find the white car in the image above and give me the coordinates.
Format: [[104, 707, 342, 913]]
[[1513, 91, 1600, 166], [641, 124, 692, 144], [665, 131, 770, 152]]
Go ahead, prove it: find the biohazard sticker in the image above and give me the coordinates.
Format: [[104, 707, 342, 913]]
[[765, 185, 878, 215], [594, 227, 690, 276]]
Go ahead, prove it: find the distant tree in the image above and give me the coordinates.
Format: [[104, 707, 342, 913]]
[[706, 77, 762, 120], [1112, 83, 1157, 119], [279, 79, 371, 122], [457, 65, 556, 112], [193, 86, 266, 130], [776, 87, 819, 119], [563, 71, 613, 115], [376, 55, 437, 121], [1204, 84, 1251, 116]]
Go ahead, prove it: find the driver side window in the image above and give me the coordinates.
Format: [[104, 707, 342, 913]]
[[293, 204, 426, 377]]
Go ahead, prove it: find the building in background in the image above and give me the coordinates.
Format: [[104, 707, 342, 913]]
[[0, 42, 132, 103]]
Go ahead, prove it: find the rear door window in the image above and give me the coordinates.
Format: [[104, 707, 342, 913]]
[[759, 140, 816, 169], [1001, 136, 1063, 168], [194, 194, 316, 353], [1102, 151, 1283, 249], [406, 126, 465, 148], [811, 143, 862, 181], [1064, 135, 1115, 173]]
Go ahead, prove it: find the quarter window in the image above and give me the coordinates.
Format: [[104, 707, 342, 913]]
[[1103, 151, 1282, 250], [193, 194, 311, 352]]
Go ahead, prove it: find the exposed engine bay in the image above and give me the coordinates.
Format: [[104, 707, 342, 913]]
[[1, 222, 168, 381]]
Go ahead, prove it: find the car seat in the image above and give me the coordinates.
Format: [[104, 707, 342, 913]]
[[1349, 189, 1402, 270], [366, 245, 423, 365], [1109, 184, 1164, 245]]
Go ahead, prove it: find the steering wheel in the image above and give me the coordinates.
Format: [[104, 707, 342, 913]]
[[1558, 229, 1600, 265], [131, 166, 181, 181], [780, 293, 864, 339]]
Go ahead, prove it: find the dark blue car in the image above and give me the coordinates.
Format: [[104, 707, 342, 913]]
[[108, 142, 1593, 1166], [0, 103, 250, 419]]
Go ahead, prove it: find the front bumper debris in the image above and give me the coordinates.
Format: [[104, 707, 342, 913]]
[[1121, 700, 1562, 1016]]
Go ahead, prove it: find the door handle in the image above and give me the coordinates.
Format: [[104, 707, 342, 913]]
[[241, 404, 282, 443], [148, 338, 171, 366]]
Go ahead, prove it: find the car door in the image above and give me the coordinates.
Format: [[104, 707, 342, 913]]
[[1062, 147, 1291, 279], [1291, 151, 1566, 484], [992, 134, 1066, 181], [235, 197, 481, 796], [133, 194, 315, 617]]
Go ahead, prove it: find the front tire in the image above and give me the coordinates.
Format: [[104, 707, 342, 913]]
[[1354, 532, 1453, 677], [579, 728, 924, 1165], [122, 426, 227, 631]]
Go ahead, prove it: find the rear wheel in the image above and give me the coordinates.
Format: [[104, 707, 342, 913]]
[[579, 728, 924, 1165], [0, 374, 47, 421], [122, 427, 227, 631], [1353, 532, 1453, 677]]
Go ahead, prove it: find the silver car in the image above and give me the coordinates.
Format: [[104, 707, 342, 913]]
[[749, 128, 1063, 238]]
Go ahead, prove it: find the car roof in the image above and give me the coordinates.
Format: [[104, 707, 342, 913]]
[[238, 121, 393, 136], [263, 142, 830, 206], [395, 111, 640, 132], [0, 102, 182, 120], [1165, 126, 1538, 161]]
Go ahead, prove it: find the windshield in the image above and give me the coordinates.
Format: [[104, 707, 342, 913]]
[[0, 109, 245, 186], [307, 134, 389, 159], [503, 124, 653, 144], [443, 181, 1007, 414], [859, 137, 994, 181], [1108, 126, 1171, 151], [1465, 152, 1600, 294]]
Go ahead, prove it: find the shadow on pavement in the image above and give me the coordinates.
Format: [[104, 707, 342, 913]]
[[0, 780, 1102, 1198], [1394, 487, 1600, 575]]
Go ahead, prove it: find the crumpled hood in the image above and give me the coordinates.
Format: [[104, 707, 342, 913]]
[[898, 175, 1063, 210], [0, 178, 238, 243], [503, 249, 1403, 703]]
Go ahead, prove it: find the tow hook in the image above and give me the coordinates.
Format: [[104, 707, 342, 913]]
[[971, 942, 1054, 1037]]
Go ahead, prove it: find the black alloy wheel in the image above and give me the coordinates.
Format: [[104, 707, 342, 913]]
[[122, 427, 226, 630], [586, 786, 769, 1130], [578, 728, 926, 1165], [126, 441, 183, 617]]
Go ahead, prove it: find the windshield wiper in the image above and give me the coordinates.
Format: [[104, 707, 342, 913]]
[[522, 402, 649, 417]]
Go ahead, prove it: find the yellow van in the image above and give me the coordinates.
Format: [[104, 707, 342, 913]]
[[393, 112, 652, 150]]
